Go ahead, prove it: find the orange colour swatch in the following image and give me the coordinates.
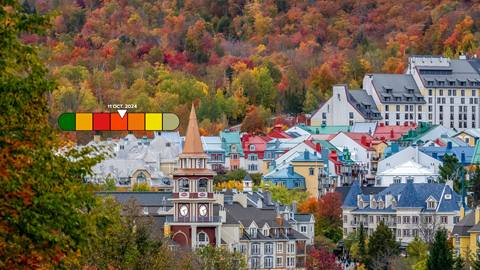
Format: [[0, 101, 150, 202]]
[[127, 113, 145, 130], [111, 113, 128, 130]]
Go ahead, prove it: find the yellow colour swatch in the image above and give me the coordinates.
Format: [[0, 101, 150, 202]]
[[145, 113, 162, 130], [76, 113, 92, 130]]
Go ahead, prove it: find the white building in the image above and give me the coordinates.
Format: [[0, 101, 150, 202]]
[[379, 145, 443, 176], [407, 55, 480, 129], [376, 160, 439, 186], [311, 85, 382, 126]]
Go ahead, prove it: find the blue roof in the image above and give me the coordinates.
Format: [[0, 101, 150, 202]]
[[291, 150, 323, 162], [263, 166, 306, 189], [343, 182, 462, 212], [342, 181, 362, 208], [420, 146, 475, 165]]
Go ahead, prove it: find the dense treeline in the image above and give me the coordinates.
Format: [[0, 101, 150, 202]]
[[25, 0, 480, 134]]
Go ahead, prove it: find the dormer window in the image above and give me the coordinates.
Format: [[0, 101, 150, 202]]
[[427, 198, 437, 209], [250, 228, 257, 238], [378, 201, 384, 209], [249, 144, 256, 151], [231, 145, 237, 152], [264, 229, 269, 237], [391, 199, 397, 209], [371, 200, 377, 209]]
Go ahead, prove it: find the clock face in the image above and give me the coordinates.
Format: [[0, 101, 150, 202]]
[[199, 204, 208, 217], [180, 205, 188, 217]]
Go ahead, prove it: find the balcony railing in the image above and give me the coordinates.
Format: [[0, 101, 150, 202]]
[[166, 216, 221, 223], [351, 221, 369, 226]]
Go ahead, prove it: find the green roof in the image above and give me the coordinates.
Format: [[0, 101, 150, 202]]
[[298, 124, 350, 135], [398, 122, 436, 143], [311, 139, 339, 152]]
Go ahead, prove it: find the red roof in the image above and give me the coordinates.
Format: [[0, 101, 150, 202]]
[[267, 124, 291, 139], [373, 123, 417, 141], [341, 132, 375, 150], [241, 134, 270, 159]]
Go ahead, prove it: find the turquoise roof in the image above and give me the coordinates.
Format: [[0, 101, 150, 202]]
[[298, 124, 350, 135], [220, 131, 244, 156], [473, 142, 480, 165]]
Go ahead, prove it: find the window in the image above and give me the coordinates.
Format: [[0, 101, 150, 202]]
[[250, 257, 260, 268], [251, 243, 260, 255], [197, 232, 209, 247], [393, 176, 401, 184], [425, 216, 433, 224], [309, 168, 314, 176], [198, 179, 208, 192], [405, 105, 409, 111], [396, 105, 400, 111], [250, 228, 257, 238], [249, 144, 256, 151], [287, 257, 295, 267], [265, 243, 273, 254], [248, 154, 258, 161], [427, 200, 436, 209], [412, 216, 418, 224], [276, 257, 283, 267], [277, 243, 283, 253], [343, 215, 347, 223], [454, 216, 460, 224], [322, 112, 326, 119], [441, 216, 448, 224], [287, 243, 295, 253], [264, 257, 273, 268], [385, 105, 389, 111], [248, 164, 258, 171], [300, 225, 307, 233], [137, 172, 147, 182], [429, 89, 432, 95], [403, 229, 410, 237], [179, 179, 189, 192], [349, 112, 354, 119]]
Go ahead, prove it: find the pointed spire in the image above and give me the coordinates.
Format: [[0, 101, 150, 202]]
[[182, 104, 204, 154]]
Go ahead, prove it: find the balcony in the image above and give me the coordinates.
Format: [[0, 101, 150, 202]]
[[351, 221, 369, 226], [165, 216, 221, 223]]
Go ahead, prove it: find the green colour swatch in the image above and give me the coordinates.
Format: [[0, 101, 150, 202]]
[[58, 113, 76, 131]]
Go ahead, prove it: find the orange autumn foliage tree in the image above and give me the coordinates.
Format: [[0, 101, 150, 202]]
[[298, 192, 343, 242]]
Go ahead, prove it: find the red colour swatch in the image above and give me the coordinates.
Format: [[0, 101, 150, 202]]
[[111, 113, 128, 130], [93, 113, 110, 130]]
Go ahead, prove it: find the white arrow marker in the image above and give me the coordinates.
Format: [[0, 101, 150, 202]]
[[118, 109, 127, 118]]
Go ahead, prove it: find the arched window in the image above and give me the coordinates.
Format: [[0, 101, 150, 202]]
[[137, 172, 146, 182], [197, 231, 209, 247], [179, 179, 189, 192], [198, 179, 208, 192]]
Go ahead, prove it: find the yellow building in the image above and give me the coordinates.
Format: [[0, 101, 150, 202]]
[[290, 150, 324, 198], [454, 130, 480, 147], [452, 207, 479, 258]]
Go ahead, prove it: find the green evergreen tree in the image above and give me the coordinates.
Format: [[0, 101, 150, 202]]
[[366, 222, 400, 269], [453, 255, 465, 270], [358, 223, 367, 264], [427, 229, 453, 270], [439, 154, 464, 192]]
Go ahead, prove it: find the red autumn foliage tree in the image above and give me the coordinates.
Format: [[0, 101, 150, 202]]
[[298, 192, 343, 241], [306, 246, 342, 270]]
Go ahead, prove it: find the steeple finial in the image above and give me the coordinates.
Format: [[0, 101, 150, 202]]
[[182, 104, 204, 154]]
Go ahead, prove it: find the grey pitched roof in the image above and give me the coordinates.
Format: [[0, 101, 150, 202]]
[[370, 74, 425, 104], [96, 192, 173, 206], [294, 213, 313, 222], [347, 89, 382, 120], [224, 202, 290, 228], [416, 59, 480, 88], [452, 210, 475, 236]]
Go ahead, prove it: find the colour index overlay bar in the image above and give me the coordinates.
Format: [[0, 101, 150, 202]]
[[58, 112, 180, 131]]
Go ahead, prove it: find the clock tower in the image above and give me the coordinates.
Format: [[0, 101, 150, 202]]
[[166, 104, 221, 249]]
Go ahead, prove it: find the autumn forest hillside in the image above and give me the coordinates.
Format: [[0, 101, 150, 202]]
[[26, 0, 480, 135]]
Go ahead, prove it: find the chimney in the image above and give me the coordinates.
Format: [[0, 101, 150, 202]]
[[461, 152, 466, 164], [316, 143, 322, 153], [304, 150, 310, 160], [219, 205, 226, 222], [476, 206, 480, 224], [447, 141, 452, 150], [390, 129, 395, 139], [257, 197, 263, 208], [361, 135, 367, 146], [404, 122, 408, 127], [276, 213, 284, 226], [264, 191, 272, 205], [329, 150, 338, 161], [288, 165, 294, 175], [292, 201, 297, 213]]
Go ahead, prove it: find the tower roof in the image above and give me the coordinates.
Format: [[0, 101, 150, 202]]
[[182, 104, 205, 155]]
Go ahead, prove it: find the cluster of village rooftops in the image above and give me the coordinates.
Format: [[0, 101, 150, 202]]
[[87, 55, 480, 269]]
